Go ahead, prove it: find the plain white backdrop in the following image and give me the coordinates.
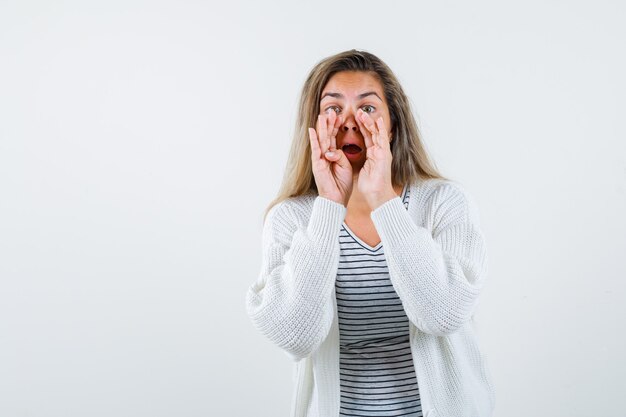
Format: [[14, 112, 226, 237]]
[[1, 0, 625, 416]]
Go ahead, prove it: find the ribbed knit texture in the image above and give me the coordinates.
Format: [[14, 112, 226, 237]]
[[246, 178, 496, 417]]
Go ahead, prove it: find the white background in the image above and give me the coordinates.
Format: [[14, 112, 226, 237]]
[[1, 1, 625, 416]]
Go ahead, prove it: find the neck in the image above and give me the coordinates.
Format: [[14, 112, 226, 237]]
[[345, 173, 367, 213], [347, 173, 402, 213]]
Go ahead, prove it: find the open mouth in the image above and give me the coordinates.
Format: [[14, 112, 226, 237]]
[[342, 144, 363, 155]]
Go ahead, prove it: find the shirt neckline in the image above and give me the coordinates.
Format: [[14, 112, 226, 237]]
[[341, 184, 409, 251]]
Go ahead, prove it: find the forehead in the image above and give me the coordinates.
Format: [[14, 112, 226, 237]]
[[321, 71, 384, 96]]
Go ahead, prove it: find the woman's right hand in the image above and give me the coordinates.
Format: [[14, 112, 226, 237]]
[[308, 111, 353, 207]]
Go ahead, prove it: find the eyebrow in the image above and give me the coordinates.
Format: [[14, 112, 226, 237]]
[[320, 91, 382, 101]]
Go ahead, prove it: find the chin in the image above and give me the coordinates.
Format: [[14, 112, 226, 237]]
[[350, 161, 365, 172]]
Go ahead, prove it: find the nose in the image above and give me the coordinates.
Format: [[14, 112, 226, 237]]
[[341, 109, 359, 133]]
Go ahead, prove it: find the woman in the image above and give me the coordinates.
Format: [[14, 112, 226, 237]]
[[245, 49, 495, 417]]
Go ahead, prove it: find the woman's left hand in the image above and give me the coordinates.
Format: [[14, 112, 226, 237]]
[[355, 109, 398, 210]]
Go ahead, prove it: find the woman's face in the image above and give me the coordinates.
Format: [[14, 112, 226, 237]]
[[319, 71, 392, 170]]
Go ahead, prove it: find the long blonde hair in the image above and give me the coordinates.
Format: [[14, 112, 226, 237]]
[[264, 49, 449, 221]]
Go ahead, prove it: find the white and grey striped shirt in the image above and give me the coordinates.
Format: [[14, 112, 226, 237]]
[[336, 184, 423, 417]]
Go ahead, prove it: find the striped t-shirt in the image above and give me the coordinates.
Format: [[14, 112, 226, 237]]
[[336, 184, 423, 417]]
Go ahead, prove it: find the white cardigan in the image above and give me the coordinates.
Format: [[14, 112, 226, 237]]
[[246, 178, 496, 417]]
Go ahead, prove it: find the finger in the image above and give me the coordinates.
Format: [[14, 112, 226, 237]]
[[326, 110, 337, 149], [355, 109, 373, 148], [330, 114, 341, 150], [337, 149, 352, 171], [317, 114, 329, 153], [359, 111, 378, 138], [356, 110, 375, 148], [308, 127, 321, 159], [376, 116, 390, 150], [327, 148, 352, 172]]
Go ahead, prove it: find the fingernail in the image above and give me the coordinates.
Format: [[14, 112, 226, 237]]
[[326, 151, 335, 157]]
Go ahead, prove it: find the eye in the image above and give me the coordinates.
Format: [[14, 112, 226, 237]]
[[325, 106, 341, 114], [362, 105, 376, 113]]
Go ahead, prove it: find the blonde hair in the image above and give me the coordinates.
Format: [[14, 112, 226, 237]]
[[264, 49, 449, 221]]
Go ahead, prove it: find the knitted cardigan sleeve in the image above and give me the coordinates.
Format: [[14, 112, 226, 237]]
[[370, 182, 489, 336], [246, 195, 346, 362]]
